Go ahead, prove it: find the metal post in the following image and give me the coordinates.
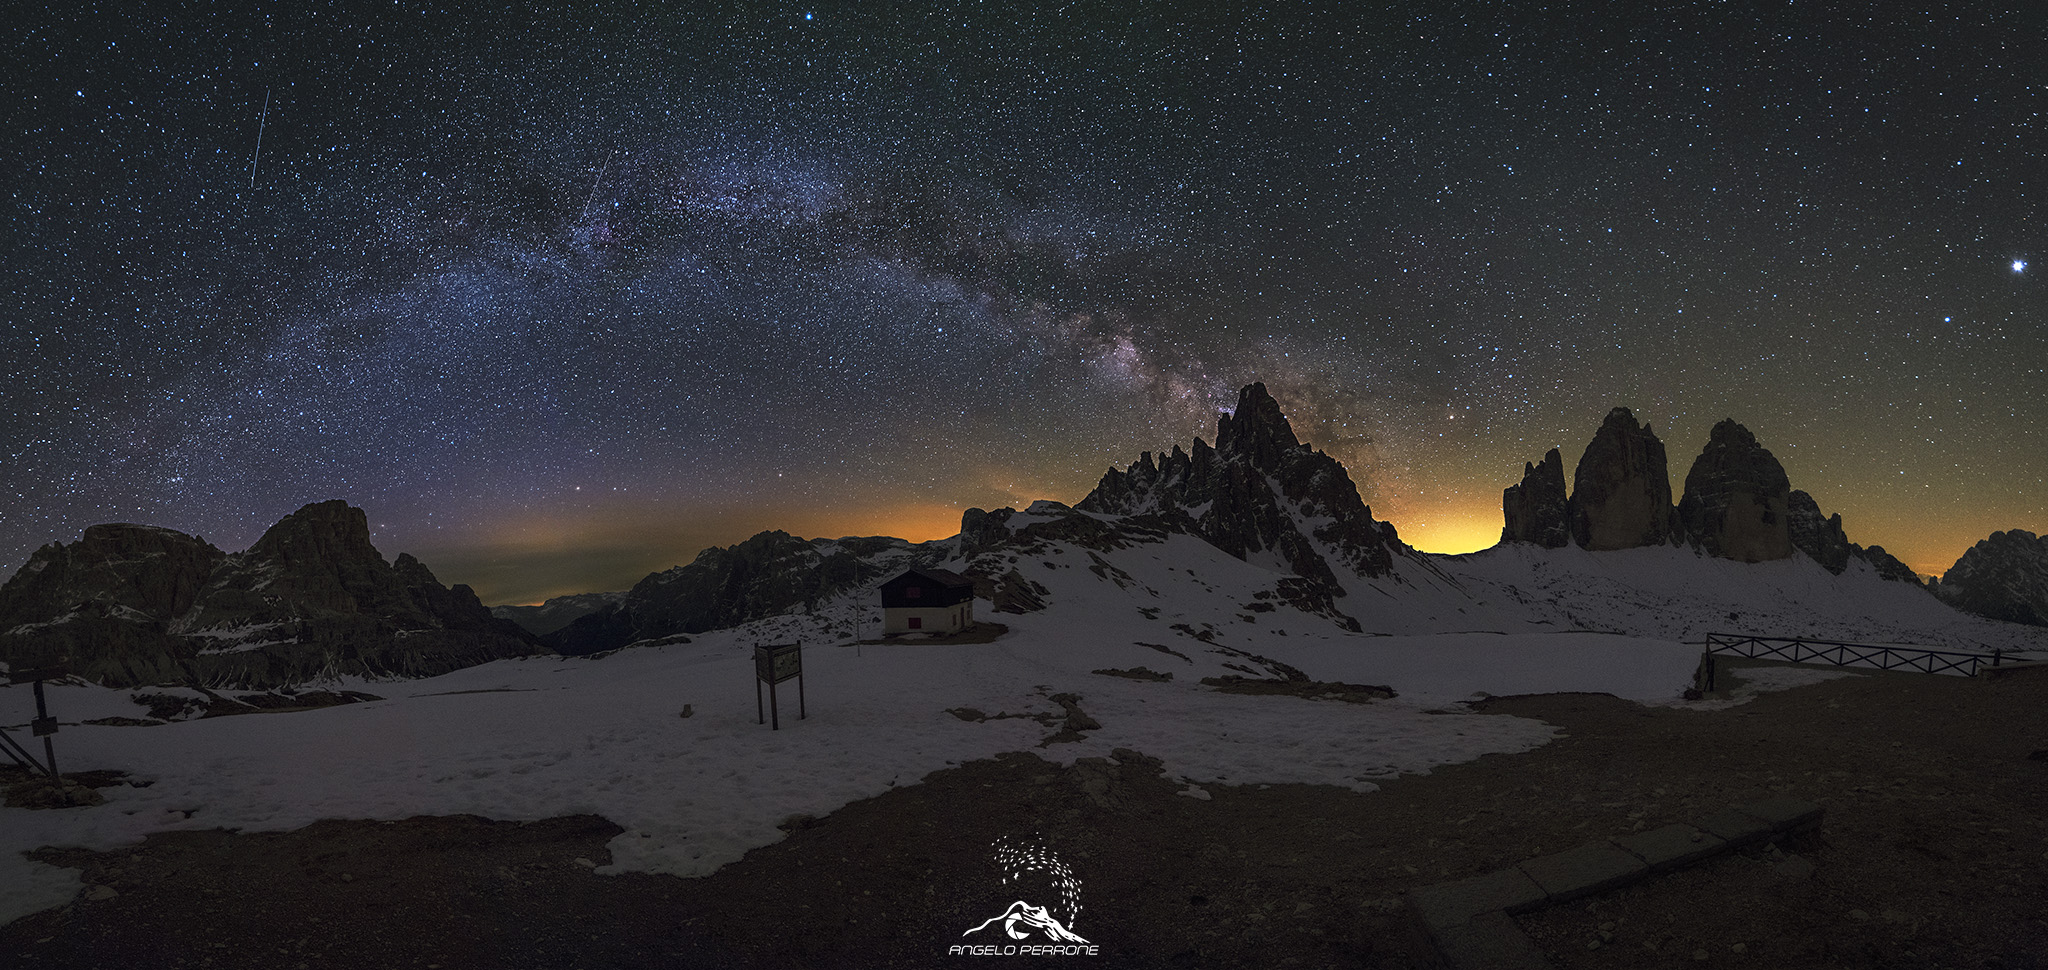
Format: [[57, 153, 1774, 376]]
[[798, 668, 807, 720], [769, 678, 780, 731], [0, 730, 41, 772], [31, 679, 65, 804], [757, 677, 764, 725]]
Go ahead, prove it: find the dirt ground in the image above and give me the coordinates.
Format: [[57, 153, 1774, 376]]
[[3, 659, 2046, 969]]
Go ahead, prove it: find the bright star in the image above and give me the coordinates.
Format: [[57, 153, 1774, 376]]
[[2016, 259, 2028, 273]]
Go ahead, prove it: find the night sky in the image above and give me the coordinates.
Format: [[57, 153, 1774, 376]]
[[4, 3, 2041, 605]]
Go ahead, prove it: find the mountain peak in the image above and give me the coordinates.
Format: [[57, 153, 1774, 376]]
[[1214, 381, 1302, 470], [1501, 447, 1569, 547], [1070, 381, 1421, 631], [1569, 406, 1680, 550], [1933, 529, 2048, 625], [1678, 418, 1793, 562], [247, 499, 379, 567], [0, 501, 541, 687]]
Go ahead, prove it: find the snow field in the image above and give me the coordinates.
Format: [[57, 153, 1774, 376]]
[[0, 613, 1701, 927], [7, 532, 2029, 928]]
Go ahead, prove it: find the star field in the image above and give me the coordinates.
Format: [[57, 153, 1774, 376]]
[[3, 3, 2041, 604]]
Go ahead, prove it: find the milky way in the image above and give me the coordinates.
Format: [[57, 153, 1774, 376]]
[[3, 4, 2040, 602]]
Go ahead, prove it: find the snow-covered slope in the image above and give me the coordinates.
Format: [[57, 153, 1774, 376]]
[[0, 592, 1609, 925], [5, 502, 2044, 926], [1434, 542, 2046, 653]]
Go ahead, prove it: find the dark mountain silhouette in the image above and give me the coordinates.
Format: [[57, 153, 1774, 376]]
[[542, 531, 948, 655], [1073, 381, 1425, 629], [1501, 448, 1570, 548], [1567, 407, 1683, 551], [0, 501, 543, 687], [1931, 530, 2048, 626], [546, 383, 1435, 651], [1501, 413, 1921, 583], [491, 591, 626, 636], [10, 388, 2002, 684]]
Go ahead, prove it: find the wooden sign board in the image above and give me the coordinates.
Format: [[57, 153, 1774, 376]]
[[8, 665, 70, 685], [754, 643, 802, 684], [754, 642, 807, 729]]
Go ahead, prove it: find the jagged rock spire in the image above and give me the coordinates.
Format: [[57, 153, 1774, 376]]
[[1678, 419, 1793, 562], [1568, 407, 1681, 550], [1072, 381, 1416, 630], [1501, 448, 1570, 547], [1214, 382, 1302, 470]]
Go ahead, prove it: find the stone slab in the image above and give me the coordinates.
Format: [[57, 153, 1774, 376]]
[[1735, 797, 1823, 834], [1406, 868, 1551, 932], [1610, 823, 1727, 873], [1516, 843, 1650, 904], [1694, 807, 1773, 848], [1432, 908, 1557, 970]]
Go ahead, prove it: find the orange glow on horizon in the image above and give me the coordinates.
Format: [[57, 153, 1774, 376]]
[[438, 488, 2022, 607], [770, 502, 968, 544], [1387, 501, 1502, 556]]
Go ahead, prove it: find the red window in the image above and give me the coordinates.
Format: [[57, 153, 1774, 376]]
[[906, 587, 922, 599], [908, 617, 922, 629]]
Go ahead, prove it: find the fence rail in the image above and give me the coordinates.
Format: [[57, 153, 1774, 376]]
[[1695, 633, 2012, 691]]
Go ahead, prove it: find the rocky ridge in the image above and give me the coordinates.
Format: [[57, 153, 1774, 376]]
[[1501, 448, 1570, 548], [544, 386, 1976, 655], [491, 592, 628, 636], [1502, 411, 1921, 585], [1784, 491, 1920, 582], [1931, 530, 2048, 626], [543, 531, 953, 655], [541, 495, 1224, 655], [544, 384, 1428, 652], [0, 501, 543, 688], [1071, 382, 1423, 629]]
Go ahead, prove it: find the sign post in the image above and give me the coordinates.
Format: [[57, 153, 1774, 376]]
[[3, 664, 70, 804], [754, 642, 806, 730]]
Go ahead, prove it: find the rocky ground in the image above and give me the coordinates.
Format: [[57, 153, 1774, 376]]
[[3, 658, 2046, 969]]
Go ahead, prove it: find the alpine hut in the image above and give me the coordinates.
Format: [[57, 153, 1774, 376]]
[[879, 567, 977, 635]]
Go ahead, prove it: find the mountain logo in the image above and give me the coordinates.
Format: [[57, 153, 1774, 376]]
[[962, 900, 1090, 944], [948, 835, 1099, 957]]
